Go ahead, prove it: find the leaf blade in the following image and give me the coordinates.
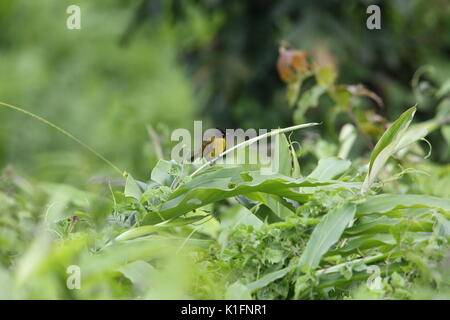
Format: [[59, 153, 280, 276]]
[[298, 203, 356, 269]]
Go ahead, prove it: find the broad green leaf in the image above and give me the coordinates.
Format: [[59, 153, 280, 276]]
[[237, 193, 293, 223], [150, 168, 354, 223], [124, 173, 142, 200], [298, 203, 356, 269], [308, 157, 351, 180], [235, 194, 284, 223], [362, 106, 417, 192], [251, 204, 284, 223], [263, 194, 295, 220], [151, 160, 181, 187]]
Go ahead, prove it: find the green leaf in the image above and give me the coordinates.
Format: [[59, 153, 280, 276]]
[[338, 124, 357, 159], [298, 203, 356, 269], [151, 168, 351, 223], [395, 121, 432, 153], [435, 214, 450, 238], [289, 140, 302, 178], [246, 266, 292, 292], [333, 233, 396, 253], [118, 261, 156, 292], [287, 81, 302, 107], [124, 174, 142, 200], [263, 194, 296, 220], [308, 157, 351, 180], [362, 106, 417, 192], [226, 281, 252, 300], [151, 160, 181, 187], [274, 133, 293, 177], [235, 194, 283, 223], [345, 215, 401, 235], [294, 86, 326, 123], [239, 195, 293, 223], [116, 215, 208, 241], [357, 194, 450, 215], [315, 66, 337, 87], [265, 248, 284, 264], [369, 106, 417, 166]]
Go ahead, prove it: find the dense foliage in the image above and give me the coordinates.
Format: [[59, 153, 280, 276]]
[[0, 0, 450, 300]]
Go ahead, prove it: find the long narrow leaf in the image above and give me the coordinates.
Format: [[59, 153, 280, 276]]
[[298, 203, 356, 269], [362, 106, 417, 192]]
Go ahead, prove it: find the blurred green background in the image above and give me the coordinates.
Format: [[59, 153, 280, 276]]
[[0, 0, 450, 300], [0, 0, 449, 184]]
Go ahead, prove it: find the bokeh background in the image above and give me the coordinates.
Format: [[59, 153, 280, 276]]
[[0, 0, 449, 184], [0, 0, 450, 300]]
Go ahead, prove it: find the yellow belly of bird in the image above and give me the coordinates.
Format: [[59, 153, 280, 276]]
[[203, 138, 226, 159]]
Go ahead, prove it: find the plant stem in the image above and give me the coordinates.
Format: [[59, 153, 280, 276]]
[[0, 101, 123, 175], [190, 122, 320, 177], [316, 253, 387, 276]]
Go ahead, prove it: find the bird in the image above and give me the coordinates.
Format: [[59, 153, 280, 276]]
[[190, 128, 227, 162]]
